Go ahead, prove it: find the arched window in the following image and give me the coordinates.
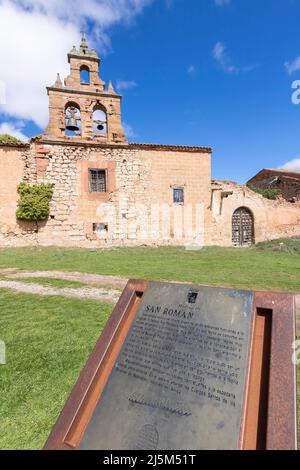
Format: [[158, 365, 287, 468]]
[[93, 106, 107, 135], [65, 103, 81, 136], [80, 65, 90, 85], [232, 207, 254, 247]]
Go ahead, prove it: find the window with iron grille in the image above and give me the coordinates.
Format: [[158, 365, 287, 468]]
[[173, 187, 184, 204], [88, 169, 107, 192]]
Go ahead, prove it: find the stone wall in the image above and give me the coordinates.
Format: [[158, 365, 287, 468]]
[[1, 143, 300, 249], [0, 145, 29, 246], [44, 41, 126, 144], [3, 141, 211, 247], [209, 180, 300, 246]]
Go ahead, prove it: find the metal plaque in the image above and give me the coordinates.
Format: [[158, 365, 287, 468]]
[[79, 283, 254, 450]]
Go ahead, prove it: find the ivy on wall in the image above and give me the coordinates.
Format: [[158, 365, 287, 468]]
[[16, 183, 54, 223]]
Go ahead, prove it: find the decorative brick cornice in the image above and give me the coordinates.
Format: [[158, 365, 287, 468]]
[[33, 138, 212, 154], [67, 53, 100, 64], [0, 142, 29, 149], [129, 142, 212, 154], [46, 86, 122, 100]]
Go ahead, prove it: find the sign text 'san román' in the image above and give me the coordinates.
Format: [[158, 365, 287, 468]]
[[79, 284, 253, 450]]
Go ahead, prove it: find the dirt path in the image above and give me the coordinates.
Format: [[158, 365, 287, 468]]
[[0, 280, 121, 303], [5, 270, 128, 289]]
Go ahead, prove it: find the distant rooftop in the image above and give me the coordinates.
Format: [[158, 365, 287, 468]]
[[247, 167, 300, 184], [265, 168, 300, 175]]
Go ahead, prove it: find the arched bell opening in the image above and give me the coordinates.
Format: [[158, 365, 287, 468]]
[[80, 65, 90, 85], [65, 103, 81, 136], [232, 207, 255, 247], [93, 106, 107, 136]]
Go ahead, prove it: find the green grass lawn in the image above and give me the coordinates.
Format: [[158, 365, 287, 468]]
[[0, 239, 299, 449], [0, 290, 111, 450], [0, 238, 300, 292]]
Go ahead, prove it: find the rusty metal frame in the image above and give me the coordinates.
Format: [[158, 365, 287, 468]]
[[44, 279, 148, 450], [242, 291, 297, 450]]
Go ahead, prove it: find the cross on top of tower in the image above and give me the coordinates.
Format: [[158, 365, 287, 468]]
[[80, 33, 88, 55], [69, 34, 99, 60]]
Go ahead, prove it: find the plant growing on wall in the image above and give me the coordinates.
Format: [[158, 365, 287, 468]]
[[247, 184, 282, 200], [16, 183, 54, 230], [0, 134, 24, 145]]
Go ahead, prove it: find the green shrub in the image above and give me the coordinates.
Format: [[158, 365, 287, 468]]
[[0, 134, 24, 145], [16, 183, 54, 222], [247, 184, 282, 200]]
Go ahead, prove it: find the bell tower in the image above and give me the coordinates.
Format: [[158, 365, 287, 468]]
[[44, 35, 127, 144]]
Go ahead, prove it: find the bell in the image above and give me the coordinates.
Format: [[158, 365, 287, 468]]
[[97, 122, 104, 131], [66, 118, 79, 131]]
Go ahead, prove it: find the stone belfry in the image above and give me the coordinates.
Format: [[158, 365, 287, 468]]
[[44, 35, 127, 144]]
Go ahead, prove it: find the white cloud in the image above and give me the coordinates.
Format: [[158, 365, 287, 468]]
[[280, 158, 300, 171], [122, 122, 136, 139], [285, 56, 300, 75], [0, 0, 153, 128], [116, 80, 138, 91], [0, 80, 6, 105], [214, 0, 231, 5], [187, 65, 196, 75], [213, 41, 255, 74], [9, 0, 153, 29], [0, 121, 29, 142]]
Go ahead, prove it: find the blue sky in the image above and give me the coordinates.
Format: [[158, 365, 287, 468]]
[[0, 0, 300, 182]]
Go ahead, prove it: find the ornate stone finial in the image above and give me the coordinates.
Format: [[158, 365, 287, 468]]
[[70, 45, 77, 54], [80, 33, 89, 55], [91, 48, 98, 58], [54, 73, 63, 88], [108, 81, 116, 94]]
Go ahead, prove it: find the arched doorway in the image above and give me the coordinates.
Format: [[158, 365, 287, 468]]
[[232, 207, 254, 246]]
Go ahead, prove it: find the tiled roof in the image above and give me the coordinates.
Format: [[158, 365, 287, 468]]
[[128, 142, 212, 153], [0, 141, 29, 148], [264, 168, 300, 176]]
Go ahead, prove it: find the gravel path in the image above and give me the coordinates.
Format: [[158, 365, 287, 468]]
[[5, 270, 128, 289], [0, 280, 121, 303]]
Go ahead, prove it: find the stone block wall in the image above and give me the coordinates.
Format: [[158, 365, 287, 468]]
[[209, 180, 300, 246], [1, 142, 300, 249], [0, 145, 30, 246], [45, 88, 126, 144], [4, 141, 211, 247]]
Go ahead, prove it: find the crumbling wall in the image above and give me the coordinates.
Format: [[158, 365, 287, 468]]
[[209, 180, 300, 246]]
